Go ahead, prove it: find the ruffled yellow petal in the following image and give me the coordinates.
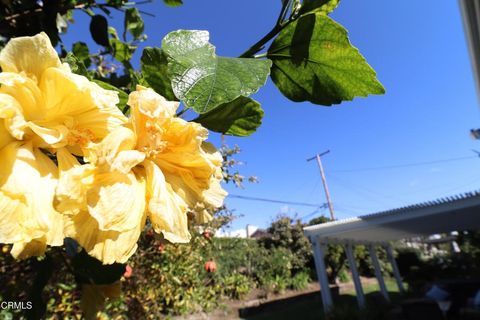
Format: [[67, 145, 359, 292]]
[[144, 160, 190, 243], [128, 86, 178, 152], [63, 173, 146, 264], [0, 121, 13, 150], [127, 87, 226, 226], [56, 129, 147, 264], [0, 142, 63, 258], [85, 126, 144, 172], [0, 189, 27, 243], [34, 67, 127, 150], [87, 172, 145, 232], [55, 148, 94, 215], [153, 123, 227, 210], [11, 238, 47, 260], [0, 32, 60, 82], [0, 92, 29, 140], [129, 85, 178, 123]]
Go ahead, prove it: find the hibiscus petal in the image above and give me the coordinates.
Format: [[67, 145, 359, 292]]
[[27, 121, 69, 146], [144, 160, 190, 243], [0, 190, 27, 243], [0, 92, 28, 140], [0, 142, 63, 258], [0, 32, 60, 82], [11, 238, 47, 260], [86, 126, 138, 168], [39, 68, 126, 144], [129, 85, 178, 120], [87, 171, 145, 232], [55, 148, 93, 215], [0, 121, 13, 150], [64, 174, 146, 264]]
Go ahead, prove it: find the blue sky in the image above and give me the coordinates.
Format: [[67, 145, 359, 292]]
[[63, 1, 480, 231]]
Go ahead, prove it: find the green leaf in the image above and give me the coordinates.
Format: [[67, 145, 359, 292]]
[[124, 8, 144, 40], [268, 13, 384, 106], [140, 47, 176, 101], [92, 79, 129, 112], [193, 96, 264, 136], [72, 42, 91, 68], [162, 30, 272, 113], [300, 0, 340, 15], [89, 15, 110, 47], [163, 0, 183, 7], [63, 52, 90, 78], [110, 38, 135, 63]]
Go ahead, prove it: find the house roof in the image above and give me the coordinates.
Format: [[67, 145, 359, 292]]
[[303, 191, 480, 244]]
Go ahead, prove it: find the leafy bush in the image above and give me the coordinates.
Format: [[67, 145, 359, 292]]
[[260, 217, 313, 273], [289, 271, 311, 291], [220, 273, 253, 299], [337, 270, 351, 283]]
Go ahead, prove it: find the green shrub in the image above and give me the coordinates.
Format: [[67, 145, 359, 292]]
[[337, 269, 350, 283], [289, 271, 311, 290], [220, 273, 253, 299], [260, 217, 313, 273]]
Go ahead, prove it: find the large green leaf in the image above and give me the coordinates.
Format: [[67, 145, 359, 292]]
[[268, 13, 384, 106], [162, 30, 272, 113], [300, 0, 340, 15], [124, 8, 144, 40], [193, 96, 264, 137], [140, 47, 176, 101]]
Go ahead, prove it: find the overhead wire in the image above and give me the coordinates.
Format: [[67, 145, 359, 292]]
[[228, 194, 328, 208], [331, 156, 478, 173]]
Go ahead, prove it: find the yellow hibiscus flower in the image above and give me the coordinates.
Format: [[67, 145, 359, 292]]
[[128, 86, 226, 239], [0, 33, 127, 259], [56, 86, 227, 264]]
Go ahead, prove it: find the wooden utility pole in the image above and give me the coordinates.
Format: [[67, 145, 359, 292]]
[[307, 150, 335, 220]]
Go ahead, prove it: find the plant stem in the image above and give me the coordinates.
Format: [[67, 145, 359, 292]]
[[176, 106, 189, 117], [238, 0, 293, 58], [238, 24, 283, 58]]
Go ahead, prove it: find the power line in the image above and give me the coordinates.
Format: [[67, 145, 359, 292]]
[[298, 206, 326, 221], [331, 156, 478, 173], [228, 194, 327, 208]]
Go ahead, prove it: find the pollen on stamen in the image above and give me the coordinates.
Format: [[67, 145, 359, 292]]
[[67, 127, 96, 147]]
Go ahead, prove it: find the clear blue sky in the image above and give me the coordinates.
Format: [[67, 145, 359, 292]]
[[63, 1, 480, 231]]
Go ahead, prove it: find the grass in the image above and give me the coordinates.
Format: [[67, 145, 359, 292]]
[[242, 278, 405, 320]]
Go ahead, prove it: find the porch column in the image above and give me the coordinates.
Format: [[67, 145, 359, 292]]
[[344, 243, 365, 308], [368, 244, 390, 302], [384, 244, 405, 293], [311, 236, 333, 312]]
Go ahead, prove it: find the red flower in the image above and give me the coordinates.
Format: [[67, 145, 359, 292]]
[[158, 244, 165, 253], [202, 231, 212, 240], [124, 265, 133, 278], [204, 260, 217, 273]]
